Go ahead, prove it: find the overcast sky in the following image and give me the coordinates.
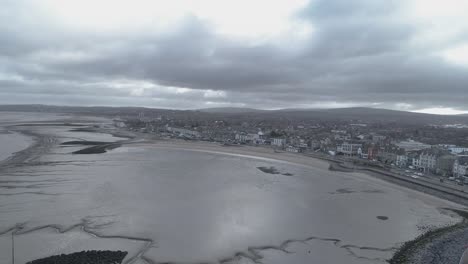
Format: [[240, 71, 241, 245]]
[[1, 0, 468, 114]]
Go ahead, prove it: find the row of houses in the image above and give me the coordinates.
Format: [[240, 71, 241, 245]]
[[394, 146, 468, 177], [166, 126, 201, 138], [234, 132, 298, 147], [335, 141, 468, 177], [234, 132, 310, 154], [235, 132, 267, 144]]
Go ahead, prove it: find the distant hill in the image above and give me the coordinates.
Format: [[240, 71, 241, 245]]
[[205, 107, 468, 125], [0, 104, 163, 115], [265, 107, 468, 125], [198, 107, 267, 114], [1, 104, 468, 125]]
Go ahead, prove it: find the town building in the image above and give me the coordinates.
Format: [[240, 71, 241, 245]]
[[372, 135, 386, 142], [337, 142, 363, 156], [271, 138, 286, 147], [377, 148, 397, 165], [235, 133, 250, 142], [359, 148, 369, 159], [166, 126, 200, 138], [367, 145, 379, 160], [396, 140, 431, 151], [286, 146, 301, 153], [395, 153, 409, 168], [453, 157, 468, 177], [448, 146, 468, 154], [235, 132, 266, 144], [412, 152, 437, 172], [412, 149, 452, 173]]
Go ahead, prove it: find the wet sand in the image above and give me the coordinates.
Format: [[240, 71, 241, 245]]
[[1, 114, 467, 264], [129, 140, 468, 264], [139, 139, 333, 170], [0, 130, 34, 162]]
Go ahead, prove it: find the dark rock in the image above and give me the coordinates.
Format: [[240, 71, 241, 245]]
[[26, 250, 128, 264]]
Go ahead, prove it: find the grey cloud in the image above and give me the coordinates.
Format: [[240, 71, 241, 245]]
[[0, 0, 467, 111]]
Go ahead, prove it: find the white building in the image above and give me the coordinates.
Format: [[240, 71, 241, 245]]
[[271, 138, 286, 147], [448, 146, 468, 154], [453, 157, 468, 177], [396, 140, 431, 151], [396, 154, 408, 167], [338, 142, 362, 156], [252, 132, 266, 144], [236, 132, 266, 144], [286, 146, 300, 153], [412, 152, 437, 172], [167, 126, 200, 138], [235, 134, 249, 142]]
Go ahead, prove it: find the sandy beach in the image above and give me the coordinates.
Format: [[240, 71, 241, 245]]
[[0, 117, 466, 264]]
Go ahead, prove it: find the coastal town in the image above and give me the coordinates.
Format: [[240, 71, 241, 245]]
[[118, 108, 468, 186], [2, 108, 468, 264], [3, 0, 468, 262]]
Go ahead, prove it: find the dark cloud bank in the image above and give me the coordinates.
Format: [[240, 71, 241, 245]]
[[0, 0, 467, 112]]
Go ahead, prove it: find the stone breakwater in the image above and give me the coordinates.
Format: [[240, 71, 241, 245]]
[[26, 250, 128, 264], [389, 209, 468, 264]]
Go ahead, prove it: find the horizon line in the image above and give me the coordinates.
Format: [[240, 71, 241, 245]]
[[1, 103, 468, 116]]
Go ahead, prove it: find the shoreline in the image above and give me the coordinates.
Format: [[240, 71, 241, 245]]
[[132, 139, 468, 207], [389, 209, 468, 264], [0, 127, 56, 165], [135, 139, 333, 170], [127, 139, 468, 203], [127, 139, 468, 264], [0, 127, 35, 164], [4, 122, 468, 264]]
